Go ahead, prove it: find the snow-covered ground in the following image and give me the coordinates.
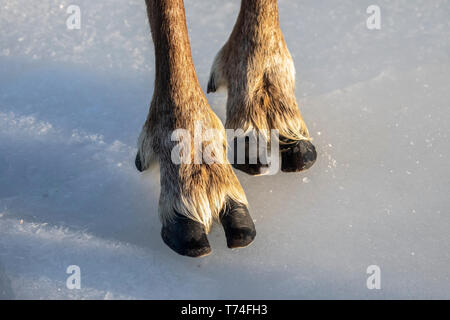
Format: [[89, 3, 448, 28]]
[[1, 0, 449, 299]]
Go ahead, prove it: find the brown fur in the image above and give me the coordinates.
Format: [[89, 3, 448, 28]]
[[138, 0, 247, 231], [208, 0, 310, 143]]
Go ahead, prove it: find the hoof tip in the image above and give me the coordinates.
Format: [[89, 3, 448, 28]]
[[232, 163, 269, 176], [226, 228, 256, 249], [281, 140, 317, 173], [220, 200, 256, 250], [161, 214, 211, 258]]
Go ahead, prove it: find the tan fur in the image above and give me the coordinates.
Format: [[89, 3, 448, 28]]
[[208, 0, 311, 143], [138, 0, 247, 232]]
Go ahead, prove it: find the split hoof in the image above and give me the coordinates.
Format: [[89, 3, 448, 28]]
[[220, 199, 256, 249], [281, 139, 317, 173], [161, 213, 211, 258]]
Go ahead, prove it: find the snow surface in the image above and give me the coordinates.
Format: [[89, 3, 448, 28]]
[[1, 0, 449, 299]]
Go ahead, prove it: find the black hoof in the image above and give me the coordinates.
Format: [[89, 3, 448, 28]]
[[281, 139, 317, 173], [135, 152, 143, 172], [220, 199, 256, 249], [232, 163, 269, 176], [231, 137, 269, 176], [161, 213, 211, 258]]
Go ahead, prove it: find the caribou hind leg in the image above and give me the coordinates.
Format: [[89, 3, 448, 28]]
[[208, 0, 317, 175]]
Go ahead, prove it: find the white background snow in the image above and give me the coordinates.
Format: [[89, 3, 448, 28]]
[[0, 0, 449, 299]]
